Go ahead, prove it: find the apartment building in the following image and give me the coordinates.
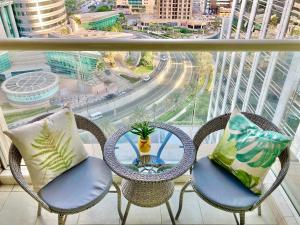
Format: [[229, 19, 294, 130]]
[[156, 0, 192, 20], [115, 0, 155, 14]]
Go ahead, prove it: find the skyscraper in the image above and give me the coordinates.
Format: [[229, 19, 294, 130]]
[[0, 0, 19, 38], [157, 0, 192, 20], [13, 0, 67, 37]]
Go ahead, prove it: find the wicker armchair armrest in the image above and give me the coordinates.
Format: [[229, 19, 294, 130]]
[[193, 113, 231, 156], [74, 114, 107, 153], [9, 144, 50, 211], [252, 148, 290, 209]]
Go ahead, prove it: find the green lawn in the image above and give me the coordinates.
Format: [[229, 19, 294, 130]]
[[158, 95, 194, 122], [174, 91, 210, 125], [120, 74, 140, 83], [133, 65, 154, 75]]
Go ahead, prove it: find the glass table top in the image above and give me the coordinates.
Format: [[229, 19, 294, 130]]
[[114, 128, 184, 174]]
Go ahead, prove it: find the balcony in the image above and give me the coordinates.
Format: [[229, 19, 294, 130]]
[[0, 39, 299, 225]]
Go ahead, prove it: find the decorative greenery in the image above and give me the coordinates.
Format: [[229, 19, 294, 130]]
[[65, 0, 84, 14], [31, 121, 75, 173], [131, 121, 155, 140], [96, 5, 112, 12]]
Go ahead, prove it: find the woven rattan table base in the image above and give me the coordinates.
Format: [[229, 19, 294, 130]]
[[121, 179, 174, 207]]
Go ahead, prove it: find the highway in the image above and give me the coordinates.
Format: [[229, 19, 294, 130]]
[[75, 51, 198, 124]]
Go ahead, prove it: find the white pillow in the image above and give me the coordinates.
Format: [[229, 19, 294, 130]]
[[4, 109, 88, 192]]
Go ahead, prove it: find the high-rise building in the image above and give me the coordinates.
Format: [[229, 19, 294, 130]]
[[204, 0, 232, 14], [157, 0, 192, 20], [13, 0, 67, 37], [0, 0, 19, 37], [115, 0, 155, 14]]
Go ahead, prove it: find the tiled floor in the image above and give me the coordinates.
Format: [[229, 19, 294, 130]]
[[0, 184, 278, 225]]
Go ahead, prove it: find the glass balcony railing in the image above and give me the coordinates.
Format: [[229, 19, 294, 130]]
[[0, 39, 299, 214]]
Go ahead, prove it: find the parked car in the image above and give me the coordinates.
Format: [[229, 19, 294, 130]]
[[105, 70, 111, 75]]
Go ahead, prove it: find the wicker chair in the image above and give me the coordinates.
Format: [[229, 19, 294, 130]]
[[175, 112, 290, 225], [9, 113, 123, 225]]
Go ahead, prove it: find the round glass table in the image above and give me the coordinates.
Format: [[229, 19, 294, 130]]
[[104, 122, 195, 225]]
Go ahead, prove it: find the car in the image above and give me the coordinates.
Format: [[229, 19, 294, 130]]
[[143, 75, 151, 81], [119, 91, 126, 96], [88, 111, 103, 120], [105, 69, 111, 75], [161, 55, 168, 61], [104, 93, 117, 99]]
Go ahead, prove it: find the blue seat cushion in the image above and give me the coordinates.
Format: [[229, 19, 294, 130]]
[[38, 157, 112, 213], [191, 157, 259, 210]]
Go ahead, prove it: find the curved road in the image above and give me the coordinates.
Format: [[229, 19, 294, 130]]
[[77, 51, 198, 124]]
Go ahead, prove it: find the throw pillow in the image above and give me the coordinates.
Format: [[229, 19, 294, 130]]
[[4, 109, 88, 192], [209, 110, 291, 194]]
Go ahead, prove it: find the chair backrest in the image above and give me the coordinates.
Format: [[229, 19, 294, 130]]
[[193, 112, 289, 173], [9, 112, 107, 170], [31, 112, 107, 151], [8, 112, 107, 209]]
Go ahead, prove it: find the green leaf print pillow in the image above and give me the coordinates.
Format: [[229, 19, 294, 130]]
[[209, 110, 291, 194], [4, 109, 88, 192]]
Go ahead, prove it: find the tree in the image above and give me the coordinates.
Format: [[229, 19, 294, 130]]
[[129, 106, 150, 123], [71, 16, 81, 25], [103, 53, 116, 67], [139, 52, 153, 66], [96, 58, 105, 72], [60, 27, 70, 35], [111, 22, 123, 32], [126, 56, 134, 66], [65, 0, 84, 14], [269, 14, 279, 28], [96, 5, 112, 12]]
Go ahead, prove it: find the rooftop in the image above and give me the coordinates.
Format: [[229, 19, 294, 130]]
[[74, 11, 120, 23]]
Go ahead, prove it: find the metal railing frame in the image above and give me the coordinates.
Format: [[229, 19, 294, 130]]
[[0, 39, 299, 51]]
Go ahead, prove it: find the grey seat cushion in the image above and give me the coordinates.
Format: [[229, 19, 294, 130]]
[[191, 157, 259, 210], [38, 157, 112, 213]]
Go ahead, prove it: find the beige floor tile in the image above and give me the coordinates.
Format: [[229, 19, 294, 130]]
[[124, 204, 162, 225], [78, 194, 120, 225], [0, 185, 13, 192], [0, 192, 37, 225], [245, 202, 277, 224], [35, 211, 79, 225], [198, 199, 236, 225], [284, 217, 299, 225], [12, 185, 26, 192], [119, 194, 161, 225], [161, 192, 203, 224], [0, 192, 10, 211]]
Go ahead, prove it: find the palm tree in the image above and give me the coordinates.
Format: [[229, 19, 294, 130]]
[[96, 58, 105, 72]]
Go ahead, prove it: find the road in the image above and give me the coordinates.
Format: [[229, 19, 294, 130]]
[[74, 51, 198, 125]]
